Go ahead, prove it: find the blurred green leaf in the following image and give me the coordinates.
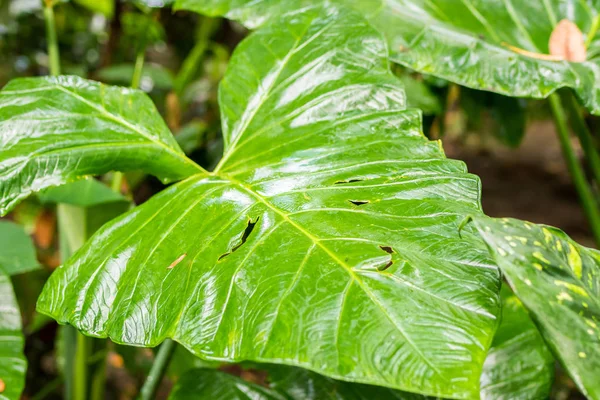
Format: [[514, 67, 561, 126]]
[[175, 121, 208, 154], [0, 221, 38, 276], [38, 178, 127, 207], [397, 74, 441, 115], [73, 0, 114, 17], [96, 63, 174, 91], [0, 274, 26, 400]]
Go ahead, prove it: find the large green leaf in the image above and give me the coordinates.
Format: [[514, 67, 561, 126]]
[[0, 275, 26, 400], [175, 0, 600, 114], [0, 75, 202, 215], [480, 285, 554, 400], [0, 221, 38, 276], [473, 217, 600, 399], [38, 178, 127, 207], [37, 6, 500, 398], [170, 366, 430, 400]]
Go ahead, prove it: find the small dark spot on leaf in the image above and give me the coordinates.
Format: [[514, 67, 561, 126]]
[[379, 245, 394, 254], [218, 217, 259, 261], [334, 178, 362, 185], [479, 34, 485, 40], [349, 200, 369, 206], [378, 260, 394, 271]]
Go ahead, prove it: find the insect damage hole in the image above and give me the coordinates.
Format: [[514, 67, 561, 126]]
[[334, 178, 363, 185], [218, 217, 260, 261], [348, 200, 369, 206], [377, 245, 395, 271]]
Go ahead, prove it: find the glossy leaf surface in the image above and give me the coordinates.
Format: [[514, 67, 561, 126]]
[[170, 366, 431, 400], [480, 285, 554, 400], [37, 6, 500, 398], [0, 275, 26, 400], [0, 221, 38, 276], [0, 76, 202, 215], [473, 217, 600, 399], [176, 0, 600, 114]]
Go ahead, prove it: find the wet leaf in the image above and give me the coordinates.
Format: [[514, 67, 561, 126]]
[[175, 0, 600, 114], [36, 6, 500, 398], [481, 285, 554, 400], [0, 76, 203, 215], [473, 216, 600, 399]]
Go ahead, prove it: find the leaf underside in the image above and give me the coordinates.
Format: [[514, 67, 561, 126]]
[[170, 366, 431, 400], [473, 217, 600, 399], [176, 0, 600, 114], [36, 6, 500, 399], [0, 76, 201, 216]]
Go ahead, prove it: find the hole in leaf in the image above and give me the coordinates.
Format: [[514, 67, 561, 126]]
[[378, 260, 394, 271], [218, 217, 259, 261], [334, 178, 362, 185], [348, 200, 369, 206], [379, 245, 394, 254]]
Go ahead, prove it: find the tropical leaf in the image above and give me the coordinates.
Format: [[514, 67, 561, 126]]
[[169, 366, 431, 400], [0, 274, 26, 400], [0, 221, 38, 276], [36, 6, 500, 398], [397, 73, 442, 116], [96, 63, 175, 91], [480, 285, 554, 400], [473, 216, 600, 399], [0, 75, 203, 215], [175, 0, 600, 114], [38, 178, 127, 207]]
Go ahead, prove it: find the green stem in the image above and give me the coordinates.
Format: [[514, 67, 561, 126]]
[[563, 92, 600, 186], [139, 339, 177, 400], [74, 332, 89, 400], [131, 48, 146, 90], [43, 0, 60, 76], [549, 93, 600, 246], [586, 15, 600, 49]]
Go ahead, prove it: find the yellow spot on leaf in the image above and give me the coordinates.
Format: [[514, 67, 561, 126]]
[[533, 251, 550, 264], [534, 241, 543, 246], [585, 319, 597, 329], [0, 379, 4, 394], [525, 279, 532, 286], [567, 243, 582, 279], [168, 253, 187, 269], [556, 240, 563, 252], [554, 280, 588, 297], [498, 247, 507, 256], [556, 291, 573, 302], [578, 352, 587, 358], [533, 263, 543, 271]]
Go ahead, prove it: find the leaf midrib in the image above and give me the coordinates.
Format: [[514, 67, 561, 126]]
[[213, 171, 447, 379]]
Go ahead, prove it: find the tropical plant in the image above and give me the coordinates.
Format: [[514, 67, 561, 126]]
[[0, 1, 599, 400]]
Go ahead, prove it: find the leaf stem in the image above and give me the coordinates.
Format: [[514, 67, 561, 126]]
[[549, 93, 600, 246], [131, 48, 146, 90], [586, 15, 600, 49], [43, 0, 60, 76], [563, 91, 600, 186], [139, 339, 177, 400], [73, 332, 89, 400]]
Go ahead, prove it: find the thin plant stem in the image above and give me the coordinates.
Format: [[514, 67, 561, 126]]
[[74, 332, 89, 400], [549, 93, 600, 246], [586, 15, 600, 49], [43, 0, 60, 76], [562, 91, 600, 186], [131, 48, 146, 90], [139, 339, 177, 400], [110, 44, 146, 192]]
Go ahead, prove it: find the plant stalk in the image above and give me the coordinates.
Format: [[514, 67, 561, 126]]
[[562, 92, 600, 186], [43, 0, 60, 76], [549, 93, 600, 246], [139, 339, 177, 400], [131, 48, 146, 90]]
